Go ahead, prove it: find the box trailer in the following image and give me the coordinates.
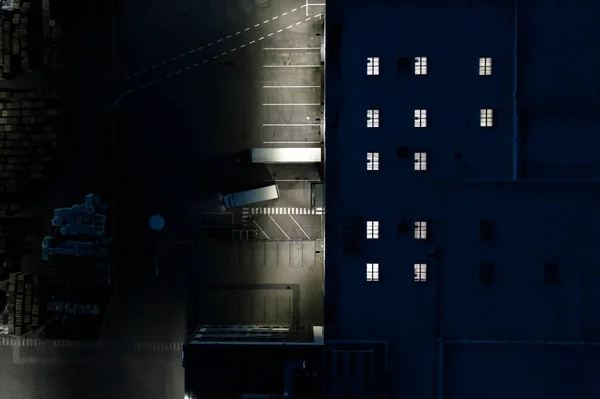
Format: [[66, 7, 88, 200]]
[[238, 148, 322, 164], [223, 184, 280, 209]]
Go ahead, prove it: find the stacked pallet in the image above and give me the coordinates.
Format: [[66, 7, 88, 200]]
[[0, 90, 61, 215], [42, 0, 60, 72], [0, 2, 33, 79], [5, 272, 45, 335]]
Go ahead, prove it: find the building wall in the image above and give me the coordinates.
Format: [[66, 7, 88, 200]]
[[326, 1, 600, 398]]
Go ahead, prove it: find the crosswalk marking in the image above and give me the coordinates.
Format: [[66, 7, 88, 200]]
[[248, 207, 325, 216]]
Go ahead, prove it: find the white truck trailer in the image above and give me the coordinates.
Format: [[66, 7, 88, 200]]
[[237, 148, 322, 164], [223, 184, 280, 209]]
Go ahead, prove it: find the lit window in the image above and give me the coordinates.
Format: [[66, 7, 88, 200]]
[[415, 57, 427, 75], [479, 57, 492, 75], [480, 109, 493, 127], [367, 57, 380, 75], [367, 109, 379, 128], [414, 152, 427, 171], [366, 221, 379, 239], [414, 109, 427, 127], [367, 263, 379, 281], [414, 221, 427, 239], [367, 152, 379, 171], [414, 263, 427, 282]]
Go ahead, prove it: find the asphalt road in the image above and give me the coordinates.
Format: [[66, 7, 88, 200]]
[[2, 1, 325, 398]]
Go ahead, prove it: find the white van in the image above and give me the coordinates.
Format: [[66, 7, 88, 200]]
[[223, 184, 280, 209]]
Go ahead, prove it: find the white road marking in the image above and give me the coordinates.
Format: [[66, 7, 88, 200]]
[[287, 25, 293, 29], [263, 141, 322, 143], [259, 37, 265, 40], [282, 12, 288, 15], [263, 20, 269, 24], [251, 207, 324, 215], [268, 215, 291, 240], [253, 220, 270, 240], [268, 33, 274, 37], [290, 214, 311, 240], [262, 103, 321, 106], [226, 35, 232, 39], [263, 123, 321, 126], [272, 16, 278, 20], [217, 38, 223, 42], [263, 85, 320, 88], [263, 47, 321, 50], [296, 21, 302, 25], [250, 40, 256, 44], [277, 29, 283, 33], [263, 65, 321, 67], [255, 24, 260, 27]]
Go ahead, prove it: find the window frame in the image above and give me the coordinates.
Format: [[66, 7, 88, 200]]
[[366, 220, 379, 239], [414, 109, 427, 128], [414, 263, 427, 282], [367, 152, 380, 171], [367, 263, 380, 282], [367, 57, 380, 76], [414, 221, 427, 240], [414, 152, 427, 171], [367, 109, 380, 128], [479, 57, 492, 76], [415, 57, 428, 75], [480, 108, 494, 127]]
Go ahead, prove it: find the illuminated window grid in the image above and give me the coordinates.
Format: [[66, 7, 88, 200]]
[[367, 57, 380, 75], [415, 57, 427, 75], [367, 109, 380, 128], [480, 109, 494, 127], [367, 152, 379, 171], [414, 221, 427, 239], [414, 109, 427, 128], [479, 57, 492, 75], [367, 263, 379, 281], [366, 221, 379, 239], [414, 263, 427, 282], [414, 152, 427, 171]]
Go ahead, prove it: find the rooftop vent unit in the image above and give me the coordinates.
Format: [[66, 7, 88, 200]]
[[479, 262, 494, 284]]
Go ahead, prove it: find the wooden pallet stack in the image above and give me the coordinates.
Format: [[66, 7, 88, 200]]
[[0, 90, 61, 210], [42, 0, 61, 72], [5, 272, 45, 335]]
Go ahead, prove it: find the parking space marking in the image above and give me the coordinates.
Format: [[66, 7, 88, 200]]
[[264, 123, 321, 126], [263, 141, 322, 143], [263, 47, 321, 50], [253, 220, 271, 240], [113, 13, 323, 102], [289, 215, 311, 240], [268, 215, 291, 240], [263, 65, 321, 68], [263, 85, 321, 88], [117, 5, 314, 83], [263, 103, 321, 106], [251, 207, 324, 215]]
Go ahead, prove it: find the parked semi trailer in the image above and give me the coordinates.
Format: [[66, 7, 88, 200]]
[[237, 148, 322, 164], [223, 184, 280, 209]]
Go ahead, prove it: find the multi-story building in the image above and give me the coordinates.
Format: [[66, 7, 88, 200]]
[[324, 0, 600, 398]]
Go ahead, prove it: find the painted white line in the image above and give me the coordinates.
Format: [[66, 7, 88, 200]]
[[307, 3, 326, 5], [263, 65, 321, 67], [277, 29, 283, 33], [263, 85, 320, 88], [296, 21, 302, 25], [268, 215, 291, 240], [282, 12, 288, 16], [263, 103, 321, 106], [264, 141, 322, 144], [250, 40, 256, 44], [263, 47, 321, 50], [226, 35, 232, 39], [287, 25, 293, 29], [255, 24, 260, 27], [263, 123, 321, 126], [306, 0, 308, 16], [290, 214, 311, 240], [259, 37, 265, 40], [272, 16, 278, 20], [263, 20, 269, 24], [253, 220, 270, 240], [268, 33, 274, 37], [217, 38, 223, 42], [275, 179, 322, 182]]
